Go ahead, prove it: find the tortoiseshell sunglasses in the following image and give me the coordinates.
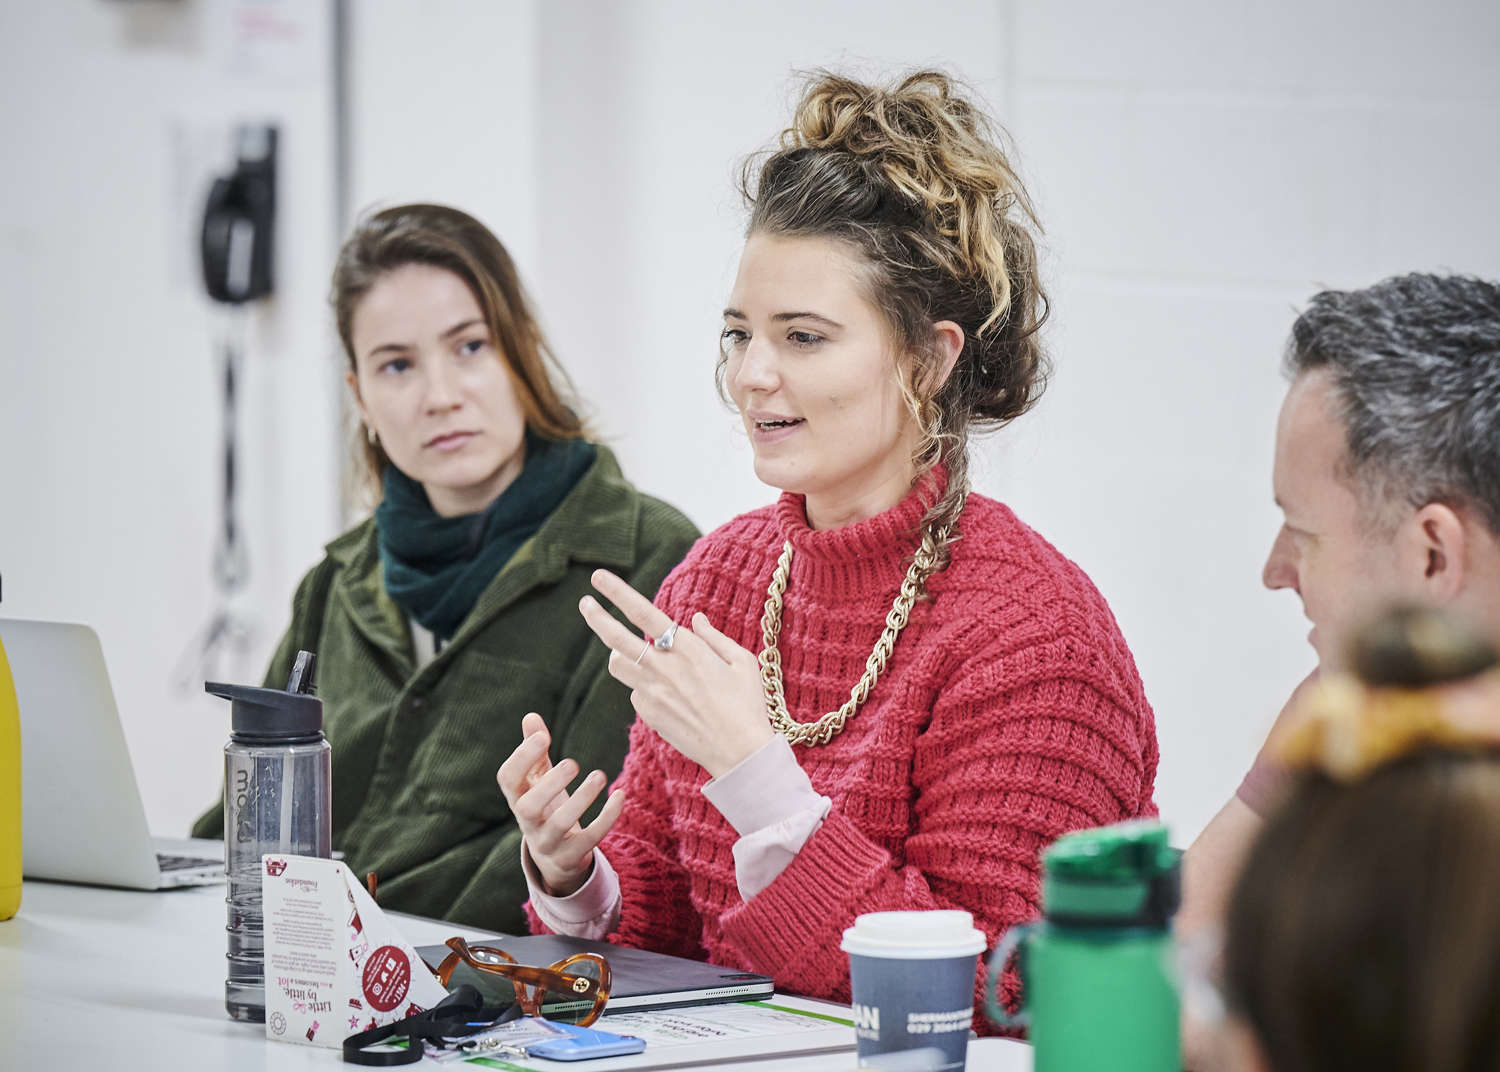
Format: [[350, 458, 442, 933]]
[[433, 936, 612, 1026]]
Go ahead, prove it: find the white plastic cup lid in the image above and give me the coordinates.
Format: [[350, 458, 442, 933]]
[[840, 910, 987, 960]]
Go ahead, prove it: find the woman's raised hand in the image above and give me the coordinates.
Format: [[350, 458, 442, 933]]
[[496, 712, 626, 897], [579, 569, 775, 779]]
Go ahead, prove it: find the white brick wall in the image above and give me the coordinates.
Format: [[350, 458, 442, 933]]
[[0, 0, 340, 834], [506, 0, 1500, 842], [4, 0, 1495, 843], [993, 0, 1500, 839]]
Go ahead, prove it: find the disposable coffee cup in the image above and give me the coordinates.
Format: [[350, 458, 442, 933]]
[[841, 910, 987, 1072]]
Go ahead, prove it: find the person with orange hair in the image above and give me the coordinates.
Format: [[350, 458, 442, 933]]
[[1208, 608, 1500, 1072]]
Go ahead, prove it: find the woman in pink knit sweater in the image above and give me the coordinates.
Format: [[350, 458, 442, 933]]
[[496, 70, 1159, 1016]]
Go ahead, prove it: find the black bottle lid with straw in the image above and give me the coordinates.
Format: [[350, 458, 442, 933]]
[[206, 650, 324, 743]]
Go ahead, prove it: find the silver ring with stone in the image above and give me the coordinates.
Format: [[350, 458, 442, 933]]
[[654, 623, 679, 652]]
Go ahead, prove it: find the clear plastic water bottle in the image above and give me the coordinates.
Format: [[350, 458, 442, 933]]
[[209, 651, 331, 1023]]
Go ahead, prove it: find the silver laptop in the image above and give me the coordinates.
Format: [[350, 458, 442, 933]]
[[0, 617, 224, 889]]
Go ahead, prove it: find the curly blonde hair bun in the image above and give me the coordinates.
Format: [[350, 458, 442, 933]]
[[740, 69, 1050, 573]]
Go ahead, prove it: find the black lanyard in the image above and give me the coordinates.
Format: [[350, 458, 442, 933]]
[[342, 986, 523, 1065]]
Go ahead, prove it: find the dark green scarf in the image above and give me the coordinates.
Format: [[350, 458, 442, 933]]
[[376, 434, 597, 641]]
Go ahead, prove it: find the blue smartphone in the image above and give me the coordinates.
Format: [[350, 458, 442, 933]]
[[524, 1021, 647, 1061]]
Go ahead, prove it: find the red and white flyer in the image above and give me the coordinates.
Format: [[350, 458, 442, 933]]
[[261, 854, 448, 1048]]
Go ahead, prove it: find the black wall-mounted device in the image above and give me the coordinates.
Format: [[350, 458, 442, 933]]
[[201, 124, 276, 304], [179, 123, 278, 687]]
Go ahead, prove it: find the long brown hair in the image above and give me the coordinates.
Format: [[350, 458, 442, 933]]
[[734, 70, 1049, 575], [332, 203, 585, 491], [1225, 612, 1500, 1072]]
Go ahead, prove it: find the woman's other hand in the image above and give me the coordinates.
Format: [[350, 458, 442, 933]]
[[580, 569, 775, 778], [496, 712, 625, 897]]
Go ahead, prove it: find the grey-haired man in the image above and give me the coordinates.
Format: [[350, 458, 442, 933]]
[[1180, 272, 1500, 938]]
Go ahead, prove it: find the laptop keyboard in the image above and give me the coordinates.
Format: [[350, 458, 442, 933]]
[[157, 853, 220, 872]]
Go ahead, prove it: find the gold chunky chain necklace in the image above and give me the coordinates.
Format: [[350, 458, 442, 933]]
[[758, 523, 950, 747]]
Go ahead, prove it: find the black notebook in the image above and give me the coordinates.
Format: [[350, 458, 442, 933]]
[[416, 935, 774, 1015]]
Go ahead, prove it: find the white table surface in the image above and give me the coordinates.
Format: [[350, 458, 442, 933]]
[[0, 879, 1029, 1071]]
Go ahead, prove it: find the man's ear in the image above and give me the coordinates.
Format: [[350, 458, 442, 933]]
[[1406, 502, 1467, 603]]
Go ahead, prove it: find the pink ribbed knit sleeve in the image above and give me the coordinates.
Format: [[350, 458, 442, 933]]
[[521, 845, 621, 938], [701, 734, 833, 899]]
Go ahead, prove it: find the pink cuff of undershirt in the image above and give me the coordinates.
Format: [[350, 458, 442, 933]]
[[521, 843, 621, 939], [700, 734, 832, 900], [1236, 748, 1290, 818]]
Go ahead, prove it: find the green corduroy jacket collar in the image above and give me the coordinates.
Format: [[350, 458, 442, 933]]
[[323, 444, 641, 682]]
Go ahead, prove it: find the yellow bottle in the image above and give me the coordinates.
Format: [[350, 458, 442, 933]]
[[0, 574, 20, 921]]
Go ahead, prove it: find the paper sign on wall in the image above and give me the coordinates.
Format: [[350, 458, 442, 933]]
[[261, 854, 449, 1048]]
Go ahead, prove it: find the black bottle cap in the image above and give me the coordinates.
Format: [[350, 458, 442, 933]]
[[207, 649, 324, 743]]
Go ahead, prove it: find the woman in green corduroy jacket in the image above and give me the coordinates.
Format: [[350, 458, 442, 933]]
[[192, 204, 698, 935]]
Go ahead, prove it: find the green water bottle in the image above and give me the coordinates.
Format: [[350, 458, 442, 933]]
[[986, 820, 1181, 1071]]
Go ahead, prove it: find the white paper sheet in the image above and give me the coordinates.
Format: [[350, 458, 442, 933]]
[[452, 996, 857, 1070]]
